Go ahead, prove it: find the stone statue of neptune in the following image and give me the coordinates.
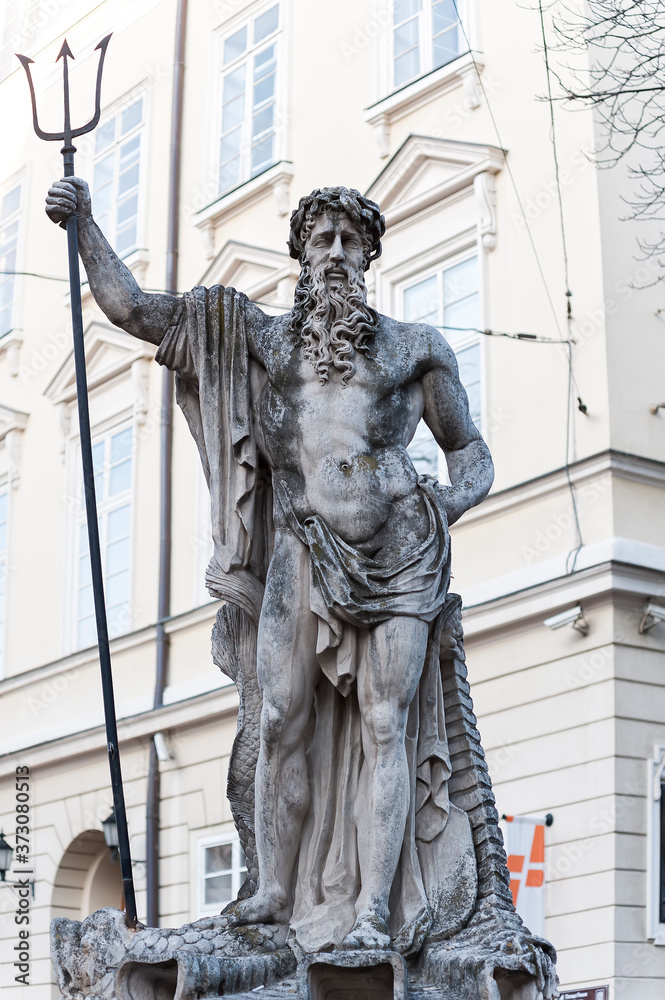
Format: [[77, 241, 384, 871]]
[[45, 179, 558, 1000]]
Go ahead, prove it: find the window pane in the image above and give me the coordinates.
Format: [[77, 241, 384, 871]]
[[1, 186, 20, 219], [253, 73, 275, 109], [79, 523, 90, 557], [108, 505, 131, 542], [117, 194, 138, 227], [119, 135, 141, 167], [394, 47, 420, 87], [224, 65, 246, 103], [443, 257, 477, 304], [93, 153, 114, 189], [252, 106, 274, 139], [111, 428, 132, 463], [109, 459, 131, 496], [457, 344, 481, 424], [78, 584, 94, 618], [404, 275, 438, 325], [254, 4, 279, 43], [433, 31, 459, 68], [79, 554, 91, 587], [95, 119, 115, 153], [121, 99, 143, 135], [93, 183, 112, 217], [118, 163, 139, 197], [408, 421, 439, 479], [205, 873, 233, 905], [224, 26, 247, 64], [394, 19, 419, 57], [395, 0, 422, 24], [206, 843, 233, 873], [444, 293, 479, 337], [223, 93, 245, 133], [107, 602, 130, 637], [77, 616, 96, 648], [116, 223, 137, 255], [106, 569, 129, 606], [251, 134, 274, 173], [221, 127, 242, 160], [432, 0, 457, 33], [107, 537, 130, 576]]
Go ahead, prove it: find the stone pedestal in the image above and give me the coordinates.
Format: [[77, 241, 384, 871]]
[[299, 950, 407, 1000]]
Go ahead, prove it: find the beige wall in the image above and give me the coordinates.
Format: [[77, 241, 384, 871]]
[[1, 1, 664, 997]]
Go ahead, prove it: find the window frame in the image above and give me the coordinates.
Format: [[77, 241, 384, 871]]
[[0, 178, 23, 340], [389, 0, 468, 94], [197, 832, 247, 918], [214, 0, 285, 200], [88, 88, 147, 260], [396, 245, 486, 433], [65, 413, 136, 654]]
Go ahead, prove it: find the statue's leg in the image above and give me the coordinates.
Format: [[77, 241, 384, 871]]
[[231, 530, 319, 926], [343, 615, 429, 950]]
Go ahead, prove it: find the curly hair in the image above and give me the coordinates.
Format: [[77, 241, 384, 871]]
[[287, 187, 385, 270]]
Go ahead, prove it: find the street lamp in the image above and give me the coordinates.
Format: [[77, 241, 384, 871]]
[[0, 830, 12, 880], [102, 810, 119, 861]]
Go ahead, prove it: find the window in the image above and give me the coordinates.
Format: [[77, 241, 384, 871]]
[[0, 184, 21, 337], [403, 255, 481, 478], [219, 4, 280, 195], [75, 425, 133, 649], [92, 98, 143, 256], [199, 836, 247, 915], [0, 490, 7, 673], [393, 0, 463, 89], [648, 746, 665, 943]]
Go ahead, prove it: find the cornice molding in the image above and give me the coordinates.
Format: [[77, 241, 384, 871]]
[[366, 134, 504, 237], [194, 162, 294, 259]]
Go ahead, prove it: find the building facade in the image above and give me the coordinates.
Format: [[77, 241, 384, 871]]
[[0, 0, 664, 997]]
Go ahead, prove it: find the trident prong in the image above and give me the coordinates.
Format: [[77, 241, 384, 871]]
[[16, 32, 138, 931], [16, 33, 112, 148]]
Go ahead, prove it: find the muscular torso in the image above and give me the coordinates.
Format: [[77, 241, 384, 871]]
[[249, 308, 436, 548]]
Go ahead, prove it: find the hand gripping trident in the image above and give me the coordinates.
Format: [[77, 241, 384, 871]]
[[17, 36, 139, 929]]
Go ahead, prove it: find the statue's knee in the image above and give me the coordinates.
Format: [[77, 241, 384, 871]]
[[260, 700, 288, 746], [366, 701, 406, 749]]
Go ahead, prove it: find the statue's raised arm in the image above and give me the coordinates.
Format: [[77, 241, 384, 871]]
[[45, 177, 179, 344]]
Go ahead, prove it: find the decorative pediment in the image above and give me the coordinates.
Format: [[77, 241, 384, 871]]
[[198, 241, 299, 308], [366, 135, 504, 246], [0, 404, 29, 489], [44, 322, 155, 405]]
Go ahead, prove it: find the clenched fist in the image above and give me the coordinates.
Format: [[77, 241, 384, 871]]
[[45, 176, 92, 229]]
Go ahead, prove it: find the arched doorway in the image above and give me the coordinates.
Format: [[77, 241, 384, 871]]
[[52, 829, 123, 921]]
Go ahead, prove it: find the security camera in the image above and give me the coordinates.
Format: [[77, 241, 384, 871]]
[[543, 605, 588, 635], [639, 601, 665, 634]]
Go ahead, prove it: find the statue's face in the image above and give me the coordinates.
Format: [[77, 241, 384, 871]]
[[305, 211, 366, 288]]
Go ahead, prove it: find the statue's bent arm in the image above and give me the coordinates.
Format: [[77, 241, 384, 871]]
[[418, 328, 495, 523], [45, 176, 180, 344]]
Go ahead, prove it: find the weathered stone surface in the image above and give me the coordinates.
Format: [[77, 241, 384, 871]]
[[45, 180, 557, 999]]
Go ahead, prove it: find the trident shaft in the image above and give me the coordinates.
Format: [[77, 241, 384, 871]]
[[17, 36, 138, 929]]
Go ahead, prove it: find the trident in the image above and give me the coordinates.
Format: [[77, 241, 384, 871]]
[[17, 37, 138, 929]]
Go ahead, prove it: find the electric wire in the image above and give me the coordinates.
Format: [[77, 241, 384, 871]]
[[538, 0, 584, 575], [451, 0, 566, 341]]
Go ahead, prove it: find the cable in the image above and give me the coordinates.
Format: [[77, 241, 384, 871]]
[[451, 0, 566, 342], [538, 1, 584, 575]]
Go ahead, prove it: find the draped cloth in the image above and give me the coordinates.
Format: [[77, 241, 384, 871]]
[[155, 285, 457, 955]]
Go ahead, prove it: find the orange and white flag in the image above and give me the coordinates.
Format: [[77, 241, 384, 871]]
[[500, 815, 547, 936]]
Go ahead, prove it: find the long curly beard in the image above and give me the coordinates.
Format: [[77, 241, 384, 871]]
[[289, 260, 379, 386]]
